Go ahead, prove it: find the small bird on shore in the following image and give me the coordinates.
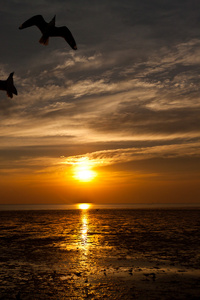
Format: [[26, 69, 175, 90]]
[[129, 268, 133, 275], [19, 15, 77, 50], [0, 72, 18, 98]]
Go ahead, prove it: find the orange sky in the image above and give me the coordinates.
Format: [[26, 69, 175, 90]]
[[1, 153, 200, 204], [0, 1, 200, 205]]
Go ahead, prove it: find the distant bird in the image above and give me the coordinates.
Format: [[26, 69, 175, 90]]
[[0, 72, 18, 98], [19, 15, 77, 50]]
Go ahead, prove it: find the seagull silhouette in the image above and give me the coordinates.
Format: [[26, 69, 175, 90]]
[[0, 72, 18, 98], [19, 15, 77, 50]]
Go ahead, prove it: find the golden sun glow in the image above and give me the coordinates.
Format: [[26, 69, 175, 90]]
[[78, 203, 91, 210], [73, 163, 96, 182]]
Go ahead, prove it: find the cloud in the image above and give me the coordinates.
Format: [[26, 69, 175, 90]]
[[62, 141, 200, 168]]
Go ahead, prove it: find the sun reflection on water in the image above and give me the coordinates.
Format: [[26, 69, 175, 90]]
[[81, 212, 88, 247]]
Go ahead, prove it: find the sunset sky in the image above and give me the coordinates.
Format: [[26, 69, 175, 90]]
[[0, 0, 200, 205]]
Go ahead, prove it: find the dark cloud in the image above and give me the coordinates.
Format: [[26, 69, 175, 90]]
[[87, 104, 200, 136]]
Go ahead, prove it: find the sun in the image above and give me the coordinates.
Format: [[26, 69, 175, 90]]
[[78, 203, 91, 210], [73, 164, 96, 182], [76, 169, 95, 181]]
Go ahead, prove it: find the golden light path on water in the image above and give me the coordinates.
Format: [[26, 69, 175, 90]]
[[81, 212, 88, 246], [78, 203, 91, 251]]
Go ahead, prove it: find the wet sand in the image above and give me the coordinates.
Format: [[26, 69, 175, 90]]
[[0, 209, 199, 299], [1, 258, 199, 299]]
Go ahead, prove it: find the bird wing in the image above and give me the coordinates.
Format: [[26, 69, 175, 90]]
[[0, 80, 6, 91], [19, 15, 47, 34], [12, 85, 18, 95], [7, 73, 18, 96], [50, 26, 77, 50]]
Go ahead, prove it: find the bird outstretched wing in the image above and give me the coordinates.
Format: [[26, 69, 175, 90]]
[[8, 73, 18, 98], [50, 26, 77, 50], [11, 85, 18, 96], [0, 80, 6, 91], [0, 73, 17, 98], [19, 15, 47, 34]]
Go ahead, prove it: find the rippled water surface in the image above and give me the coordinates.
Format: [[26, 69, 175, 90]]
[[0, 209, 200, 299]]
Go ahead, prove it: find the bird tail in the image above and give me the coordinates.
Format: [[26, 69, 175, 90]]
[[39, 35, 49, 45]]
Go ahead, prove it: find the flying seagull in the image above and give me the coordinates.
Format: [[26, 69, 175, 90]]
[[19, 15, 77, 50], [0, 72, 18, 98]]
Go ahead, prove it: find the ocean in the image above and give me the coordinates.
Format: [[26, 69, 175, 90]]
[[0, 207, 199, 299]]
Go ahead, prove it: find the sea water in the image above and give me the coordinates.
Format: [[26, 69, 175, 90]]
[[0, 207, 199, 299]]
